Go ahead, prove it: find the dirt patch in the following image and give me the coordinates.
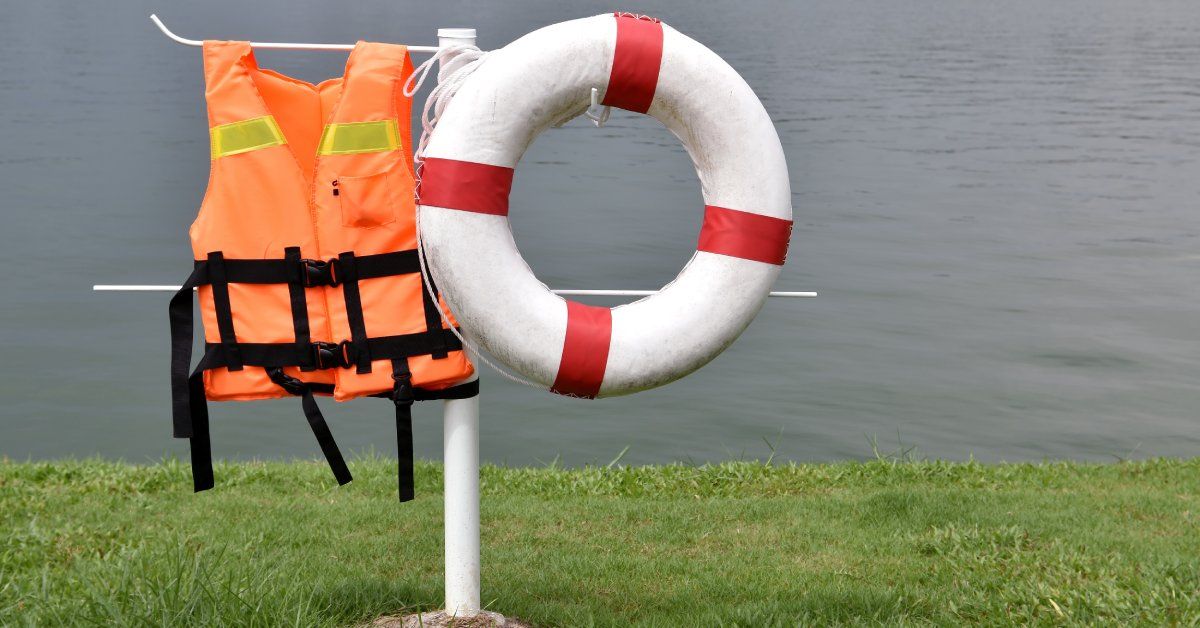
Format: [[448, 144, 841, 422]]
[[370, 610, 532, 628]]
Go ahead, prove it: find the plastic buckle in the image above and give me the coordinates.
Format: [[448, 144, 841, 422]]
[[302, 258, 340, 288], [391, 370, 414, 405], [311, 341, 354, 370], [267, 368, 307, 396]]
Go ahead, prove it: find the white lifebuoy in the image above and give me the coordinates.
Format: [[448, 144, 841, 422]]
[[418, 13, 792, 398]]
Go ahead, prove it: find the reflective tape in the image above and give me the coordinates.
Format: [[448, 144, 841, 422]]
[[697, 205, 793, 265], [418, 157, 514, 216], [317, 119, 401, 155], [209, 115, 286, 159], [551, 301, 612, 399], [602, 13, 664, 114]]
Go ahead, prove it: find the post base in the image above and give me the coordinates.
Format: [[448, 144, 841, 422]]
[[372, 609, 530, 628]]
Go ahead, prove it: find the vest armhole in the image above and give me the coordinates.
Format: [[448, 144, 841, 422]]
[[395, 50, 417, 176], [189, 122, 220, 239]]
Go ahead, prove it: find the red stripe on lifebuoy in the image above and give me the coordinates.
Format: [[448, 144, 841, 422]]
[[697, 205, 793, 265], [551, 301, 612, 399], [601, 14, 664, 114], [419, 157, 513, 216]]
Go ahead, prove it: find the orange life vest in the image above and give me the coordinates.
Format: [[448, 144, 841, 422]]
[[169, 40, 476, 500]]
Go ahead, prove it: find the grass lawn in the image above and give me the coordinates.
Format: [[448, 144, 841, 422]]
[[1, 456, 1197, 626]]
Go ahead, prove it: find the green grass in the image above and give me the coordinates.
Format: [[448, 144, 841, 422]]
[[1, 456, 1198, 626]]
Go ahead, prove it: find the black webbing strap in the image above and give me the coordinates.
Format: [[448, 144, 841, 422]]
[[170, 264, 206, 438], [337, 252, 373, 374], [369, 331, 462, 362], [184, 249, 422, 286], [417, 256, 449, 359], [416, 378, 480, 401], [266, 367, 353, 486], [195, 342, 311, 371], [283, 247, 315, 372], [206, 252, 243, 371], [390, 358, 416, 502], [369, 376, 480, 402], [356, 250, 420, 280], [168, 264, 216, 492], [192, 328, 465, 373], [187, 369, 214, 492]]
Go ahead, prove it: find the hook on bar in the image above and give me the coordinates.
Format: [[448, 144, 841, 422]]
[[150, 14, 202, 47]]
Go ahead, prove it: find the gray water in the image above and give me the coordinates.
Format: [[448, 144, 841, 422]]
[[2, 0, 1198, 466]]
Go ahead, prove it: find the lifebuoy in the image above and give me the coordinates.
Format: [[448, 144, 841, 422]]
[[418, 13, 793, 398]]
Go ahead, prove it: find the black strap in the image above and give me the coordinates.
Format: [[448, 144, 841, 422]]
[[207, 252, 243, 371], [299, 389, 353, 486], [418, 259, 449, 360], [169, 264, 207, 438], [369, 331, 462, 363], [369, 376, 480, 402], [187, 369, 214, 492], [284, 247, 315, 371], [415, 378, 480, 401], [338, 252, 373, 374], [391, 359, 416, 502], [194, 328, 464, 372], [185, 250, 422, 287], [168, 264, 216, 492], [196, 342, 311, 371], [356, 250, 420, 280], [266, 368, 353, 486]]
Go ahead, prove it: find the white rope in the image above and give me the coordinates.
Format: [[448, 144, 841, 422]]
[[403, 45, 489, 165], [405, 46, 546, 391]]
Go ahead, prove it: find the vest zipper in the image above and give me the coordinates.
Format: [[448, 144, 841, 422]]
[[308, 161, 336, 384]]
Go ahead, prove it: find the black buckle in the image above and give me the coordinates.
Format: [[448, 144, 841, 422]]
[[391, 370, 414, 406], [266, 367, 307, 396], [302, 258, 340, 288], [311, 340, 355, 370]]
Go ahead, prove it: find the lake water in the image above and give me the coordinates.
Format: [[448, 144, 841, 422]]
[[2, 0, 1198, 466]]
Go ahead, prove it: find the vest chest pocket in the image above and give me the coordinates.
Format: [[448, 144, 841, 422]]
[[336, 168, 402, 228]]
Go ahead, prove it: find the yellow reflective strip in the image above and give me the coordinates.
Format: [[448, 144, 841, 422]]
[[317, 119, 401, 155], [210, 115, 286, 159]]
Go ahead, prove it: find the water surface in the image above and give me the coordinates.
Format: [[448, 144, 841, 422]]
[[2, 0, 1198, 465]]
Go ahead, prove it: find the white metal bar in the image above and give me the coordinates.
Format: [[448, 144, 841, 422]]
[[94, 285, 185, 292], [553, 289, 817, 298], [92, 285, 817, 297], [150, 14, 442, 53]]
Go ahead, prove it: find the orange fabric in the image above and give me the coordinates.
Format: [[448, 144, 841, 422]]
[[193, 41, 474, 402]]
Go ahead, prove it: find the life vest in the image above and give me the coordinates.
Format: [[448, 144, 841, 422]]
[[169, 40, 476, 501]]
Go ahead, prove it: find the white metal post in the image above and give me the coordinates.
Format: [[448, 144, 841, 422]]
[[442, 383, 481, 616], [436, 27, 479, 79], [435, 26, 482, 619]]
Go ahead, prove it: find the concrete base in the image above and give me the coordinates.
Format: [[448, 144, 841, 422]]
[[370, 610, 530, 628]]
